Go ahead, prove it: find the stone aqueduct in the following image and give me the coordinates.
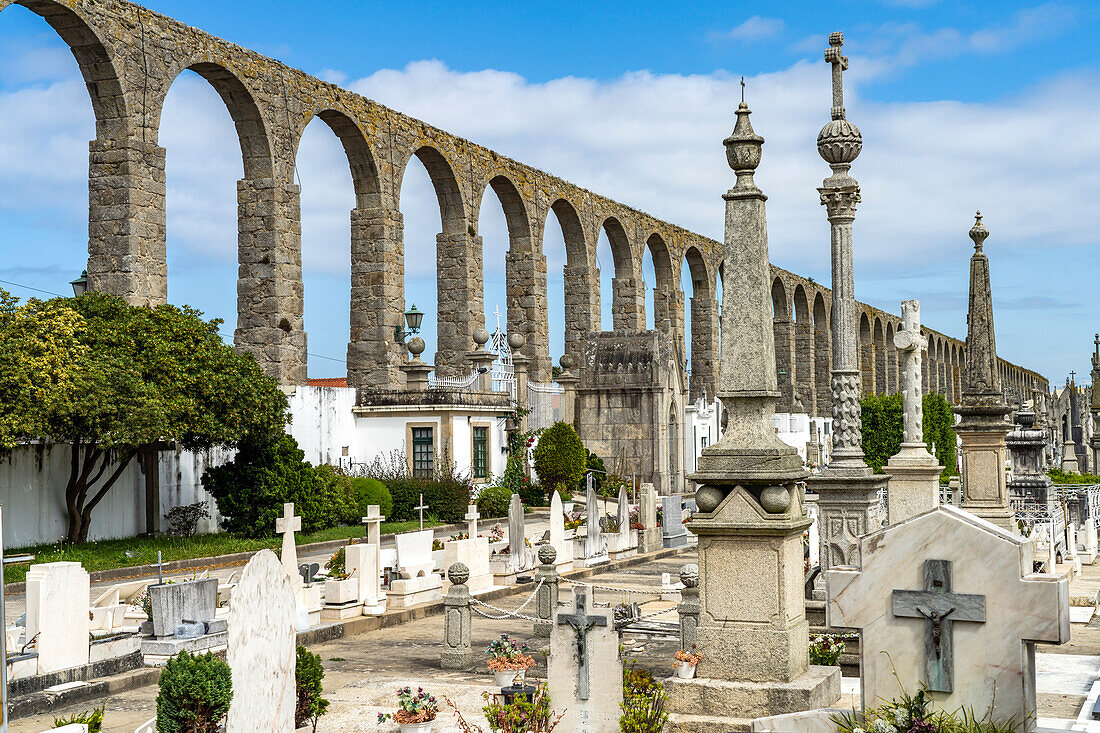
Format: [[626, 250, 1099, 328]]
[[1, 0, 1048, 415]]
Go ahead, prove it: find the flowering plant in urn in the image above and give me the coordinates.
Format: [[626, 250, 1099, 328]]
[[378, 686, 439, 724], [485, 633, 535, 672]]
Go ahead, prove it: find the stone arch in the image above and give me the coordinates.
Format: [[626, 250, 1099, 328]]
[[873, 317, 886, 395], [396, 145, 467, 237], [480, 175, 532, 248], [546, 198, 594, 363], [813, 292, 831, 418], [292, 109, 381, 209], [772, 277, 793, 410], [682, 246, 714, 401], [600, 216, 641, 331], [859, 311, 873, 396], [885, 322, 897, 394], [793, 285, 814, 414], [645, 233, 676, 333]]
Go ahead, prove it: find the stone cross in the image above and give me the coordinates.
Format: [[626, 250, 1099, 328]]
[[464, 504, 479, 538], [275, 503, 302, 584], [556, 589, 607, 700], [361, 504, 384, 546], [415, 493, 429, 530], [824, 31, 848, 120], [894, 300, 928, 446], [891, 559, 985, 692]]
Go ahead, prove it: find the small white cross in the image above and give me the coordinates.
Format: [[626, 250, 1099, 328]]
[[464, 504, 480, 538], [415, 493, 430, 530], [151, 550, 167, 586], [361, 505, 385, 545], [275, 503, 302, 590], [275, 502, 302, 536], [493, 305, 503, 332]]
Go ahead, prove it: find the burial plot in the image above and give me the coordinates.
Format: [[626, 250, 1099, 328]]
[[548, 588, 622, 732], [389, 529, 443, 607], [25, 562, 89, 673], [662, 495, 687, 549], [828, 504, 1069, 724]]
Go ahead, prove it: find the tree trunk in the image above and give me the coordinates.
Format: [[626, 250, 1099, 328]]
[[64, 442, 137, 543]]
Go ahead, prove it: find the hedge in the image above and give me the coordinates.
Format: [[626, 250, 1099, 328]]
[[860, 392, 957, 476], [386, 476, 471, 523]]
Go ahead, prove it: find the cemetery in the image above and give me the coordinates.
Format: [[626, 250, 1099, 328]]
[[0, 2, 1098, 732]]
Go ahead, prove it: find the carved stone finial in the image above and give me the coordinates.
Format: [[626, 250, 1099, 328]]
[[473, 328, 490, 347], [818, 30, 862, 174], [559, 353, 576, 371], [407, 336, 426, 357], [448, 562, 469, 585], [679, 563, 699, 588], [969, 211, 988, 252], [508, 331, 526, 350], [538, 544, 557, 566], [723, 101, 764, 193]]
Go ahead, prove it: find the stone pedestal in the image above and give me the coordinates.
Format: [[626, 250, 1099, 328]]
[[957, 418, 1015, 531], [441, 564, 474, 670], [805, 471, 886, 599], [883, 445, 941, 524], [533, 546, 560, 638]]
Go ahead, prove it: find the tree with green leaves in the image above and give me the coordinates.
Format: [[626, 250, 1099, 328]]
[[860, 392, 957, 478], [0, 290, 289, 542], [532, 421, 586, 499]]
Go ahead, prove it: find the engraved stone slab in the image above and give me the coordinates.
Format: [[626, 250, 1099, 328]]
[[662, 496, 687, 548], [25, 562, 89, 674], [149, 578, 218, 639], [226, 550, 296, 733], [549, 588, 621, 732]]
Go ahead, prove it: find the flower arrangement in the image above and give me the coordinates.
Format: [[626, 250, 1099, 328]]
[[630, 522, 645, 531], [603, 515, 621, 533], [563, 512, 585, 531], [447, 684, 563, 732], [488, 524, 505, 542], [378, 686, 439, 725], [432, 539, 445, 551], [674, 648, 701, 667], [450, 532, 470, 541], [808, 634, 845, 666], [832, 686, 1022, 733], [485, 634, 535, 672], [325, 548, 348, 580]]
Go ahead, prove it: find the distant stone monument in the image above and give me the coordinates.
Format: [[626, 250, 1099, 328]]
[[829, 506, 1068, 725], [664, 89, 839, 730], [883, 300, 942, 523], [1091, 334, 1100, 472]]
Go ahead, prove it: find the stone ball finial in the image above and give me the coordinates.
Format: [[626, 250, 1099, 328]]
[[723, 102, 764, 175], [508, 332, 526, 350], [538, 544, 557, 566], [680, 564, 699, 588], [447, 562, 470, 585], [472, 328, 490, 347], [817, 118, 863, 166], [559, 353, 576, 371], [407, 336, 426, 357], [969, 211, 989, 252], [695, 485, 725, 513], [759, 485, 792, 514]]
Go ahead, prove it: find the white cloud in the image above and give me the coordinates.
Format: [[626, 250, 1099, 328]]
[[712, 16, 786, 43]]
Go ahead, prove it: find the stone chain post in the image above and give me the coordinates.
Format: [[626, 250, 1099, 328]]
[[441, 563, 474, 669], [556, 355, 579, 428], [677, 564, 699, 653], [533, 545, 559, 638]]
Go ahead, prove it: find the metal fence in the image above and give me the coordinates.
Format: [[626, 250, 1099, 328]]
[[527, 381, 564, 431]]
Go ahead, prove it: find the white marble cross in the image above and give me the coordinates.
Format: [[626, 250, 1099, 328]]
[[464, 504, 480, 538], [361, 504, 384, 546], [275, 503, 302, 588], [415, 493, 429, 530], [828, 505, 1069, 721]]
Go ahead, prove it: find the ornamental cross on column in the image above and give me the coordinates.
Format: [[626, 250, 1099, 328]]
[[817, 30, 866, 473], [894, 300, 929, 446]]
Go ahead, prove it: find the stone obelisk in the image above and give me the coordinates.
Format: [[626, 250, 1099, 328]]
[[882, 300, 942, 523], [806, 33, 887, 581], [664, 97, 839, 732], [1091, 334, 1100, 473], [955, 213, 1016, 531], [1061, 376, 1081, 473]]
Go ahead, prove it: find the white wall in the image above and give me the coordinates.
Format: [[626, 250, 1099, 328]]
[[684, 396, 722, 476]]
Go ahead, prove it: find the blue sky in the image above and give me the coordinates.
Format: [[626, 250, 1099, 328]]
[[0, 0, 1097, 387]]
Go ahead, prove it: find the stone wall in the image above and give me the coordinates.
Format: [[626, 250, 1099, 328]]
[[0, 0, 1047, 405]]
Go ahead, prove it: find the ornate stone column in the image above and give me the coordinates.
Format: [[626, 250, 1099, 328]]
[[533, 545, 559, 638], [676, 564, 700, 654], [665, 99, 839, 729], [400, 338, 433, 391], [883, 300, 942, 523], [556, 355, 580, 428], [955, 214, 1016, 531], [1091, 335, 1100, 472], [441, 563, 474, 669], [466, 328, 495, 392], [806, 32, 887, 584], [1007, 409, 1053, 503]]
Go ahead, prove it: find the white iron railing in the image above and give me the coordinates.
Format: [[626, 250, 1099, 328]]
[[527, 381, 564, 431]]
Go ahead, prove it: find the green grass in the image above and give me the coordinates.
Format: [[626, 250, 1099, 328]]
[[3, 520, 440, 585]]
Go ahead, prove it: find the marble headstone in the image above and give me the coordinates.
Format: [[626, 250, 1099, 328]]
[[828, 505, 1068, 722], [549, 491, 574, 569], [443, 534, 494, 594], [507, 493, 526, 572], [148, 578, 218, 638], [662, 495, 687, 548], [584, 482, 606, 563], [548, 588, 622, 732], [345, 542, 385, 615], [637, 483, 661, 553], [25, 562, 90, 673], [390, 530, 443, 607], [226, 550, 296, 733]]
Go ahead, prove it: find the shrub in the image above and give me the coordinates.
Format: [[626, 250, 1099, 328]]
[[1049, 468, 1100, 484], [477, 484, 513, 519], [309, 464, 358, 528], [53, 706, 104, 732], [295, 646, 329, 732], [155, 650, 232, 733], [620, 665, 667, 733], [202, 431, 317, 538], [387, 475, 470, 523], [350, 476, 393, 518], [533, 422, 586, 499], [163, 502, 210, 537], [860, 393, 957, 477]]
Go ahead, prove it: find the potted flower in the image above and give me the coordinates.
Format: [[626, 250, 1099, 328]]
[[674, 647, 701, 679], [808, 633, 845, 666], [323, 548, 357, 605], [378, 686, 438, 733], [485, 633, 535, 688]]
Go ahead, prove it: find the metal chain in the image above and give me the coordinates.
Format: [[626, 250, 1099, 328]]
[[469, 579, 544, 621], [560, 577, 662, 597]]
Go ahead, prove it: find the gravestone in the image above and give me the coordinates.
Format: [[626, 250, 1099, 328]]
[[226, 550, 296, 733], [661, 495, 687, 549], [275, 503, 303, 602], [464, 503, 480, 538], [505, 492, 529, 573], [608, 486, 636, 557], [637, 483, 662, 553], [828, 505, 1068, 723], [584, 482, 607, 565], [548, 588, 622, 732], [345, 542, 385, 615], [25, 562, 89, 673], [389, 529, 442, 607], [148, 578, 218, 638], [443, 532, 494, 594], [1084, 512, 1098, 564], [548, 491, 574, 570]]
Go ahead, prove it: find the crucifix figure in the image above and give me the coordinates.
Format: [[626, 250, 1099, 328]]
[[891, 559, 986, 692], [556, 589, 607, 700], [824, 31, 848, 121], [415, 493, 429, 530]]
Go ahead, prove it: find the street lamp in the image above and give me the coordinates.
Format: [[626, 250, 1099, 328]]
[[70, 270, 88, 297], [394, 304, 425, 342]]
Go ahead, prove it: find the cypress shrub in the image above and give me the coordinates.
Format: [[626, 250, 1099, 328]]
[[533, 422, 587, 499], [295, 646, 329, 731], [155, 651, 232, 733]]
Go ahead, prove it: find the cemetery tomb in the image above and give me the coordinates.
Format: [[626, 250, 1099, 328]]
[[389, 529, 443, 607], [548, 587, 623, 732]]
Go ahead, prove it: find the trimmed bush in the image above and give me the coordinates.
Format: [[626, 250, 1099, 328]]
[[310, 464, 358, 527], [351, 476, 393, 519], [155, 650, 232, 733], [476, 484, 512, 518], [295, 645, 329, 731], [533, 422, 587, 499], [387, 476, 471, 523], [860, 392, 957, 477]]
